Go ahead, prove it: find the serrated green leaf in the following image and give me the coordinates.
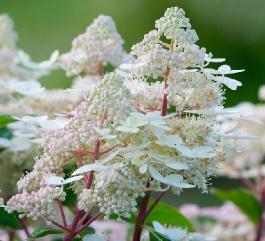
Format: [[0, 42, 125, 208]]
[[0, 115, 17, 128], [213, 188, 262, 224], [29, 227, 64, 240], [0, 207, 21, 229], [146, 201, 194, 232]]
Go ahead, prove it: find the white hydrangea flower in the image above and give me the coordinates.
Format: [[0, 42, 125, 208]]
[[153, 221, 210, 241], [60, 15, 126, 76], [219, 99, 265, 179], [6, 6, 243, 223], [0, 14, 17, 49]]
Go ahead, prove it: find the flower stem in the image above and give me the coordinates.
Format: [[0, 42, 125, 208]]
[[19, 219, 31, 238], [8, 230, 15, 241], [255, 188, 265, 241], [55, 199, 68, 228], [77, 212, 102, 233], [143, 191, 167, 220], [161, 68, 170, 116], [132, 191, 152, 241], [76, 207, 94, 228]]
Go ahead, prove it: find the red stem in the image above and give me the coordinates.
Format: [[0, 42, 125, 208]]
[[239, 174, 257, 194], [48, 219, 71, 232], [77, 212, 102, 233], [161, 68, 170, 117], [71, 209, 84, 231], [76, 207, 94, 228], [255, 188, 265, 241], [19, 219, 31, 238], [143, 191, 167, 220], [132, 191, 152, 241], [55, 199, 67, 228], [99, 145, 118, 155]]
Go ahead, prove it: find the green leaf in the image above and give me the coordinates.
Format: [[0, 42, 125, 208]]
[[213, 188, 262, 224], [62, 185, 77, 206], [62, 165, 78, 206], [0, 207, 22, 229], [29, 227, 64, 240], [149, 230, 171, 241], [0, 126, 13, 139], [146, 201, 194, 232], [79, 227, 95, 237], [0, 115, 17, 128]]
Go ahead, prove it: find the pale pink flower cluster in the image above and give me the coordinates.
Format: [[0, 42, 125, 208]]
[[59, 15, 126, 76], [5, 7, 242, 224], [220, 86, 265, 179], [180, 202, 261, 241]]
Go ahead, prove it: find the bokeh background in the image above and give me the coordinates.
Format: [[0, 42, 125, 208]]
[[1, 0, 264, 206]]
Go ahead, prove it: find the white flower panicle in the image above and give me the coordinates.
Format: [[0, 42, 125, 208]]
[[78, 166, 147, 219], [60, 15, 126, 76], [0, 13, 58, 101], [6, 7, 243, 221], [127, 7, 205, 79], [219, 88, 265, 179], [0, 14, 17, 50], [167, 71, 224, 112], [6, 73, 134, 219], [6, 186, 65, 220]]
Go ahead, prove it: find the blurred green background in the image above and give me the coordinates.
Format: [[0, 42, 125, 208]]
[[1, 0, 264, 206]]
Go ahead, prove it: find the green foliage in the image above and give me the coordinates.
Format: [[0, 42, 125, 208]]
[[0, 115, 17, 128], [0, 126, 12, 139], [62, 185, 77, 207], [0, 207, 21, 229], [146, 201, 194, 232], [111, 199, 194, 234], [28, 227, 64, 240], [149, 231, 170, 241], [62, 165, 78, 206], [213, 188, 262, 224], [79, 227, 95, 237]]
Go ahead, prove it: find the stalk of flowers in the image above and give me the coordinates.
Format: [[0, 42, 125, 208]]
[[217, 85, 265, 241], [0, 14, 120, 241], [0, 13, 62, 202], [0, 14, 58, 101], [0, 13, 127, 196], [116, 6, 243, 241], [0, 21, 61, 241], [4, 6, 243, 241], [1, 14, 128, 241]]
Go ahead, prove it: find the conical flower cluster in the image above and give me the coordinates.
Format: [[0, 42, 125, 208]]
[[6, 7, 243, 221]]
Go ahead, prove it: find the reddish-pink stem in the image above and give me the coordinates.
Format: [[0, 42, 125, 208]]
[[76, 207, 94, 228], [256, 188, 265, 241], [239, 174, 257, 194], [48, 219, 71, 232], [161, 68, 170, 117], [55, 199, 67, 228], [99, 145, 118, 155], [143, 191, 167, 220], [77, 212, 102, 233], [132, 191, 152, 241], [84, 139, 100, 188], [19, 219, 31, 238], [71, 209, 84, 231]]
